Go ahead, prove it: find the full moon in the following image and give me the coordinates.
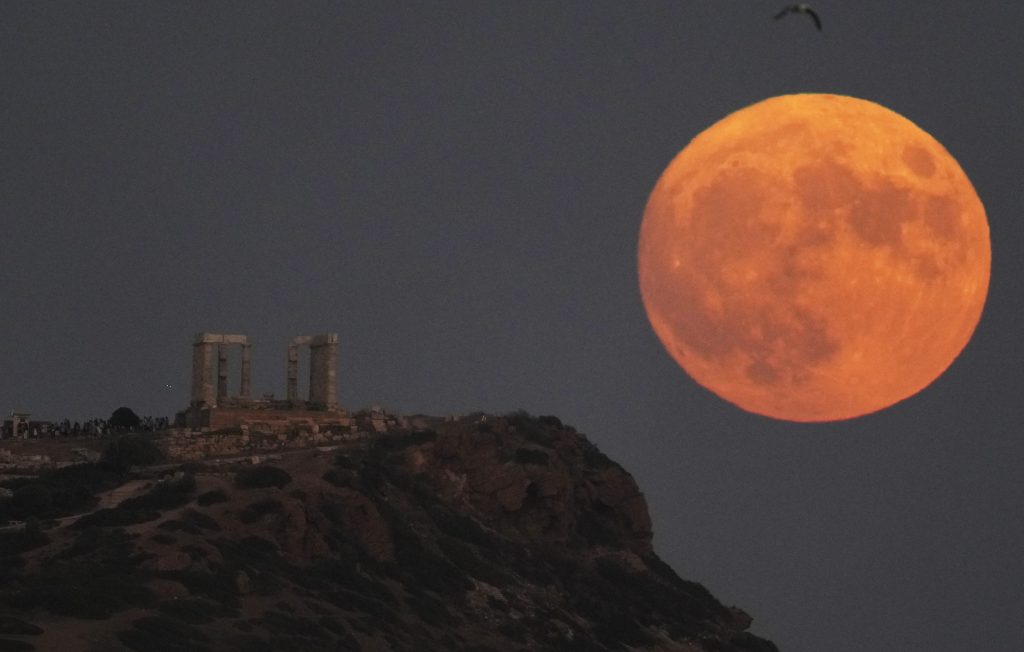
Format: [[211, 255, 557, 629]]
[[638, 94, 990, 422]]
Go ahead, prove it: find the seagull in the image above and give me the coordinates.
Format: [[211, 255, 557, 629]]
[[774, 3, 822, 30]]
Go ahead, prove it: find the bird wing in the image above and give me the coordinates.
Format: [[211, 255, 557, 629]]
[[806, 8, 822, 30], [773, 7, 792, 20]]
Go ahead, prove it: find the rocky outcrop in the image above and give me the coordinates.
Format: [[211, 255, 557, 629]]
[[0, 412, 777, 652]]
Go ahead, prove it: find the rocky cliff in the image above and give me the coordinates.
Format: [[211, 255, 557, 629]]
[[0, 413, 777, 651]]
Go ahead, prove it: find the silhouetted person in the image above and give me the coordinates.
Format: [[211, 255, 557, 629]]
[[774, 3, 822, 30]]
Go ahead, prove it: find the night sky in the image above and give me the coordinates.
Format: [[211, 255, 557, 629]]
[[2, 2, 1022, 650]]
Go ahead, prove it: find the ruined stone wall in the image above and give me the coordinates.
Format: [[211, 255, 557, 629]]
[[160, 411, 399, 461], [199, 407, 350, 432], [161, 428, 356, 461]]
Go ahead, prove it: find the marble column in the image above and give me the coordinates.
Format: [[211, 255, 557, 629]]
[[190, 334, 216, 406], [286, 344, 299, 403], [310, 333, 339, 409], [240, 343, 252, 400], [217, 344, 229, 403]]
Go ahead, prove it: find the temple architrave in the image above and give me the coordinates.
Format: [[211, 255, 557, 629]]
[[179, 332, 347, 432]]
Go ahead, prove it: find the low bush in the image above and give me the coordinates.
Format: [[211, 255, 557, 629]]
[[258, 611, 330, 640], [504, 410, 556, 444], [9, 485, 53, 516], [0, 463, 118, 521], [102, 434, 165, 472], [537, 415, 564, 429], [322, 469, 352, 488], [0, 616, 43, 636], [158, 509, 221, 534], [131, 614, 210, 642], [117, 614, 212, 652], [438, 536, 513, 588], [514, 448, 550, 466], [73, 507, 160, 529], [302, 559, 396, 605], [196, 489, 228, 506], [9, 562, 156, 619], [427, 505, 498, 549], [235, 466, 291, 490], [393, 532, 473, 597], [119, 474, 196, 512], [157, 598, 222, 624], [238, 499, 283, 524], [157, 569, 240, 610], [0, 521, 48, 556]]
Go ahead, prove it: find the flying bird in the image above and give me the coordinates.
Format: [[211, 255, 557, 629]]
[[774, 4, 822, 30]]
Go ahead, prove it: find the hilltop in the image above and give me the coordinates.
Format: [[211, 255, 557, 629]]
[[0, 413, 777, 651]]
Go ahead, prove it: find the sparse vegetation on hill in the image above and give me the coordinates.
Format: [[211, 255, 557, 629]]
[[102, 433, 165, 472], [0, 462, 122, 522], [74, 473, 197, 530], [234, 465, 292, 490], [0, 414, 776, 652]]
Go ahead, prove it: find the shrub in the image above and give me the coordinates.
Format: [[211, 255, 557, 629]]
[[10, 484, 53, 518], [258, 611, 330, 640], [537, 415, 563, 429], [1, 464, 122, 520], [235, 466, 291, 490], [0, 637, 36, 651], [333, 453, 358, 470], [157, 569, 240, 610], [157, 597, 227, 624], [581, 441, 617, 470], [438, 536, 513, 588], [196, 489, 228, 506], [407, 428, 438, 445], [158, 509, 221, 534], [0, 517, 48, 552], [238, 499, 283, 524], [514, 448, 550, 466], [427, 505, 497, 549], [103, 434, 164, 471], [117, 474, 196, 512], [9, 561, 156, 619], [109, 407, 142, 431], [504, 410, 535, 430], [392, 530, 473, 597], [730, 632, 782, 652], [302, 559, 396, 605], [117, 614, 211, 652], [73, 507, 161, 529], [504, 410, 556, 444], [131, 615, 210, 642], [0, 616, 43, 636], [322, 469, 352, 488]]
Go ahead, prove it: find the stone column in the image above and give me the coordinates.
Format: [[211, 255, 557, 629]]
[[240, 343, 252, 400], [190, 333, 216, 407], [309, 333, 338, 409], [217, 344, 229, 403], [286, 344, 299, 403]]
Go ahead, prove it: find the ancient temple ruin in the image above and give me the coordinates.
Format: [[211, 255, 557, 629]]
[[287, 333, 338, 409], [180, 331, 346, 432], [190, 333, 252, 407]]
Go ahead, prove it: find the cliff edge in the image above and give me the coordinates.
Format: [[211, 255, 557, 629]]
[[0, 412, 777, 651]]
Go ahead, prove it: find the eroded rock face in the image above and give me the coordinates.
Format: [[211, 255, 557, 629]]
[[416, 418, 654, 556], [2, 414, 775, 652]]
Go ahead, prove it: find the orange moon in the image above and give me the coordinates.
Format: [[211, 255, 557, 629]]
[[638, 94, 990, 422]]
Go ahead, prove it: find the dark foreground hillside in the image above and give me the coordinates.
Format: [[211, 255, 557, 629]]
[[0, 413, 777, 651]]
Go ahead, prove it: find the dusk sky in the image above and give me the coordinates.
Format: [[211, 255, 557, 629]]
[[2, 2, 1022, 650]]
